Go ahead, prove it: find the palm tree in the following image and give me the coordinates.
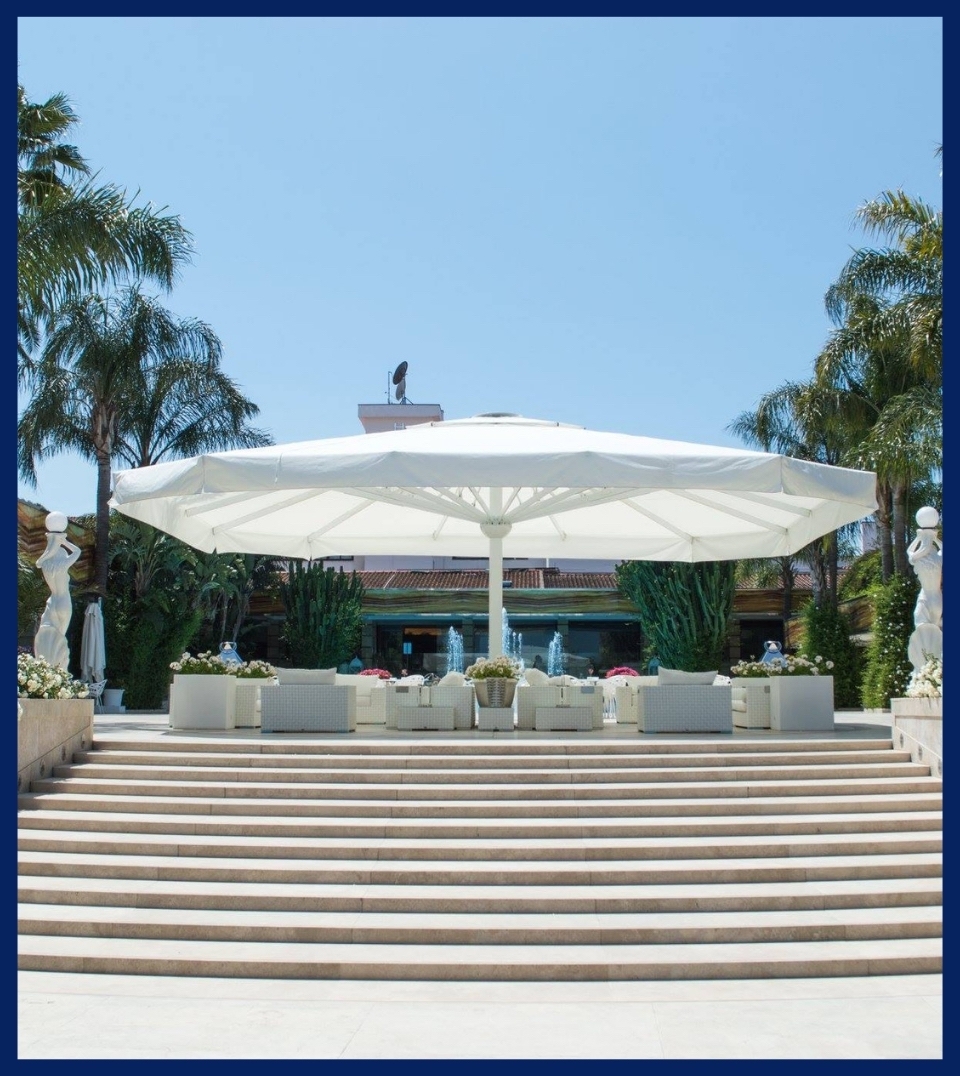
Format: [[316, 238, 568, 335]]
[[18, 287, 271, 594], [729, 379, 856, 608], [825, 187, 942, 383], [17, 84, 192, 362], [815, 295, 941, 578]]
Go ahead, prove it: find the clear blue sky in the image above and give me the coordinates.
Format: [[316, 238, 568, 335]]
[[17, 16, 943, 517]]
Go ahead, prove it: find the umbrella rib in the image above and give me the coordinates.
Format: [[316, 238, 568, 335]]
[[725, 490, 813, 517], [621, 498, 694, 539], [211, 490, 322, 533], [674, 490, 789, 533], [306, 498, 375, 540], [509, 486, 641, 523], [185, 492, 264, 517]]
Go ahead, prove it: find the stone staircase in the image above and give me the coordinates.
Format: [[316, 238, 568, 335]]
[[17, 735, 942, 980]]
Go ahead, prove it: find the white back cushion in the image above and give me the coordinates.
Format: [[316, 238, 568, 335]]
[[276, 667, 336, 685], [657, 667, 718, 686]]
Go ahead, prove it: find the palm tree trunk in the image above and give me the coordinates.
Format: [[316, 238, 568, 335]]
[[876, 483, 894, 582], [826, 531, 839, 610], [95, 449, 112, 594], [780, 557, 794, 623], [892, 482, 910, 576], [809, 542, 829, 608]]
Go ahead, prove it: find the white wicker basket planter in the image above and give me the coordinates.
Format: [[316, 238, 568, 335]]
[[477, 706, 515, 731], [234, 678, 278, 728], [260, 685, 356, 733], [638, 685, 733, 734], [535, 705, 594, 731], [769, 675, 834, 731], [395, 706, 456, 730], [169, 674, 237, 730], [731, 678, 772, 729]]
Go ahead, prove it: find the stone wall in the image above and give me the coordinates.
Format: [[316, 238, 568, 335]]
[[17, 698, 94, 793]]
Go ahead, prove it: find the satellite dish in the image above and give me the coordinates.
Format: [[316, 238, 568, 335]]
[[392, 361, 408, 386], [395, 379, 406, 401]]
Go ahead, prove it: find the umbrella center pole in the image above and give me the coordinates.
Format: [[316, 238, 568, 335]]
[[480, 493, 511, 659]]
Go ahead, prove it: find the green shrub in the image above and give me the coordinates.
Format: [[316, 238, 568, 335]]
[[838, 549, 883, 600], [860, 574, 919, 708], [800, 600, 862, 707], [616, 560, 735, 671], [280, 562, 364, 669]]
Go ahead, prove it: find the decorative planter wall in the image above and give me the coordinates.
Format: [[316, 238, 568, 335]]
[[18, 698, 94, 792], [768, 675, 834, 731], [169, 674, 237, 730]]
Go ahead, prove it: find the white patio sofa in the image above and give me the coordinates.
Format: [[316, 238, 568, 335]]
[[636, 668, 733, 734], [261, 668, 356, 733], [516, 676, 604, 731]]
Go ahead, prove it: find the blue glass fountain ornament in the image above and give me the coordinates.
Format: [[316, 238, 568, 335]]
[[218, 641, 243, 665], [760, 640, 786, 667]]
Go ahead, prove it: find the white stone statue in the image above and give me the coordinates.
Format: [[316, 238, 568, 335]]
[[906, 506, 942, 670], [33, 511, 82, 672]]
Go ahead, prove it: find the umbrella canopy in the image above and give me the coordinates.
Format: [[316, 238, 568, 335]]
[[111, 414, 878, 655], [80, 599, 106, 683]]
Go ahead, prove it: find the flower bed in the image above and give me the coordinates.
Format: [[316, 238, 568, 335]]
[[18, 652, 89, 700], [730, 654, 834, 678]]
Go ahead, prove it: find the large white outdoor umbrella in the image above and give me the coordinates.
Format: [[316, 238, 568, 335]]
[[80, 599, 106, 683], [110, 414, 878, 655]]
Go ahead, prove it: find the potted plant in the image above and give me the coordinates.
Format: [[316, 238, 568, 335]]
[[360, 668, 393, 679], [168, 651, 240, 730], [234, 659, 279, 728], [102, 681, 125, 712], [730, 653, 835, 730], [466, 655, 521, 708]]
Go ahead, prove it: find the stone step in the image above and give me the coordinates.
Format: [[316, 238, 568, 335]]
[[16, 807, 944, 840], [16, 933, 942, 980], [19, 874, 942, 914], [87, 737, 898, 756], [20, 730, 939, 984], [17, 903, 942, 945], [18, 790, 944, 819], [17, 849, 943, 886], [73, 748, 912, 770], [28, 775, 943, 801], [52, 761, 933, 784], [16, 828, 943, 863]]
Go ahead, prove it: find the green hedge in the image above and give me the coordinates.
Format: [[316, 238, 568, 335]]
[[860, 574, 919, 709]]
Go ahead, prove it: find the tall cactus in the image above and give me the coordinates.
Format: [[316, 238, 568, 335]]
[[616, 560, 735, 671], [280, 562, 364, 669]]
